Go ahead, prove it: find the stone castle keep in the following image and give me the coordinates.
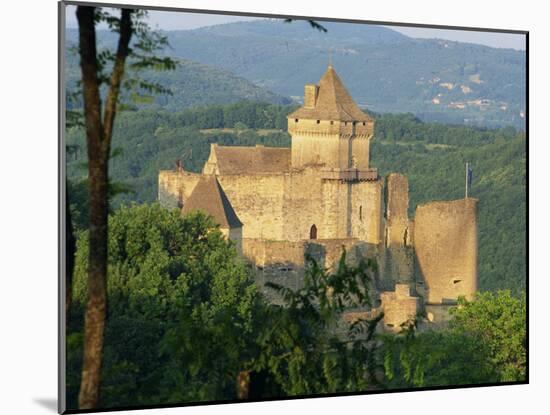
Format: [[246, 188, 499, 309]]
[[158, 64, 478, 330]]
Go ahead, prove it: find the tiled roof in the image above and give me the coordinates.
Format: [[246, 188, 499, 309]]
[[288, 65, 372, 122], [182, 175, 242, 228], [213, 145, 290, 174]]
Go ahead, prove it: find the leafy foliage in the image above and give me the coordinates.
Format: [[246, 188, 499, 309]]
[[381, 328, 497, 388], [68, 204, 259, 408], [65, 205, 526, 408], [253, 252, 383, 395], [381, 291, 526, 388], [449, 291, 527, 382]]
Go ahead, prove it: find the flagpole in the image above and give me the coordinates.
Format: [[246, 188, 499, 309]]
[[465, 162, 469, 198]]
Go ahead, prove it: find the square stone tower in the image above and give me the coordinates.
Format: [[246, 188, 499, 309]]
[[287, 64, 375, 171]]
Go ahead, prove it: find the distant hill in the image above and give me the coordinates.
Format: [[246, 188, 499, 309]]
[[65, 19, 526, 128], [64, 29, 291, 109], [164, 20, 525, 129]]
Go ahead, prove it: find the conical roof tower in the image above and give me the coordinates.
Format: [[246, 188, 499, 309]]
[[287, 64, 375, 170]]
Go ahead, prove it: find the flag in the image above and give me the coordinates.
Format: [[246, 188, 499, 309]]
[[467, 166, 473, 188]]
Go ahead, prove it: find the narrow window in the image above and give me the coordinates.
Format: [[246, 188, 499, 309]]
[[316, 120, 320, 124], [359, 205, 363, 221], [295, 118, 299, 123], [310, 224, 317, 240], [363, 122, 366, 126], [330, 120, 334, 125]]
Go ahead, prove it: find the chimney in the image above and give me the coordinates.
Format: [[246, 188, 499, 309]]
[[304, 84, 319, 108]]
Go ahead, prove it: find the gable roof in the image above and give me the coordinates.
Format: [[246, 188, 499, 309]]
[[211, 145, 290, 175], [182, 175, 243, 229], [288, 65, 372, 122]]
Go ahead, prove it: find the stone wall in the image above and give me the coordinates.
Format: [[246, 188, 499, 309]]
[[283, 167, 326, 241], [158, 170, 201, 209], [217, 174, 287, 240], [288, 118, 373, 170], [243, 237, 382, 305], [161, 160, 383, 245], [243, 238, 307, 303], [350, 179, 383, 245], [414, 198, 478, 304], [380, 246, 415, 292], [380, 284, 420, 332], [228, 227, 243, 256], [385, 173, 410, 247]]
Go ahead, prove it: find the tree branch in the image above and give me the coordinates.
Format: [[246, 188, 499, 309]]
[[102, 8, 133, 154]]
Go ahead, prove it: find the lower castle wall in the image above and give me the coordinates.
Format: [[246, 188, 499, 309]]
[[381, 246, 415, 292], [380, 284, 420, 332], [243, 237, 383, 304]]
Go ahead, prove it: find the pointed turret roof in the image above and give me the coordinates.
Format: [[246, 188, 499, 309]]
[[288, 64, 372, 122], [182, 175, 242, 228]]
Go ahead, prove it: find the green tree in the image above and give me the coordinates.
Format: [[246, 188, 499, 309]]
[[381, 328, 497, 388], [381, 290, 526, 388], [252, 252, 382, 396], [449, 291, 527, 382], [68, 204, 258, 408]]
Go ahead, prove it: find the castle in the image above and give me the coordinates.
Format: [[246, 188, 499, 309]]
[[158, 64, 478, 330]]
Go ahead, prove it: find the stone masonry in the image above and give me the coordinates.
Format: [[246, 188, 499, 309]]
[[158, 64, 478, 331]]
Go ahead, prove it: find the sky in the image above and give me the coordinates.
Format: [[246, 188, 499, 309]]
[[65, 6, 526, 51]]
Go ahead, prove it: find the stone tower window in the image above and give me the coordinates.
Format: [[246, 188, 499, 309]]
[[363, 122, 366, 126], [316, 120, 320, 124], [295, 118, 299, 123], [310, 224, 317, 240], [359, 205, 363, 221]]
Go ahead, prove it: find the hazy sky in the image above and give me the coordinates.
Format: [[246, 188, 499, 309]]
[[65, 6, 526, 51]]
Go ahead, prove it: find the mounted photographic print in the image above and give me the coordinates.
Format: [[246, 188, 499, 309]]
[[59, 1, 528, 413]]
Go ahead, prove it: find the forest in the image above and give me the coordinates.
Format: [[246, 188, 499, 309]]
[[66, 204, 526, 408], [66, 204, 526, 409], [66, 102, 526, 294]]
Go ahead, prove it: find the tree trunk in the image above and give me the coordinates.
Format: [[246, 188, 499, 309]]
[[66, 190, 75, 317], [76, 6, 133, 409]]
